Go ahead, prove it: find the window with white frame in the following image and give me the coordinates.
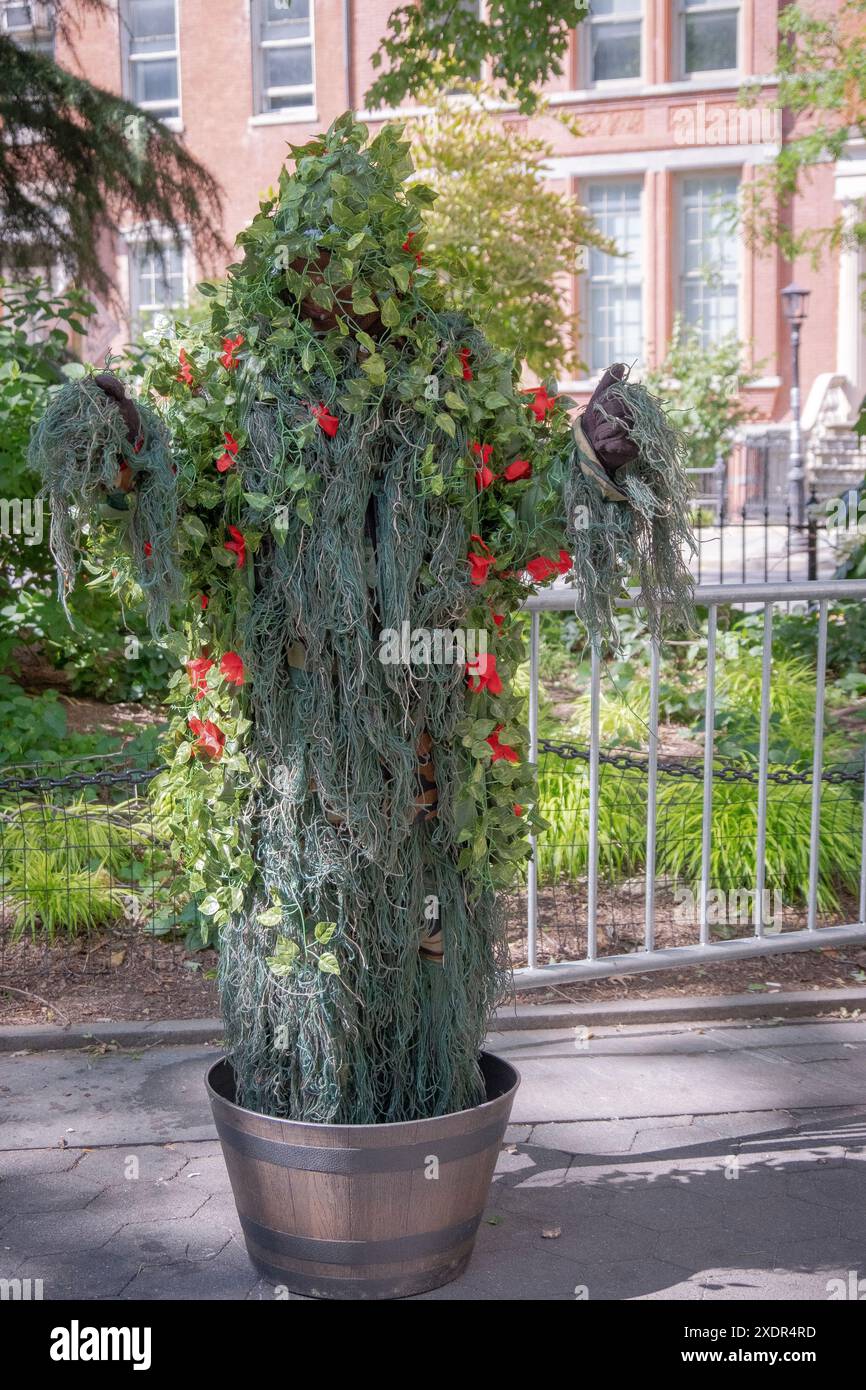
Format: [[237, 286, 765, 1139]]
[[680, 0, 738, 76], [584, 180, 643, 373], [587, 0, 641, 85], [122, 0, 180, 122], [1, 0, 55, 53], [679, 174, 739, 346], [252, 0, 315, 116], [129, 240, 186, 334]]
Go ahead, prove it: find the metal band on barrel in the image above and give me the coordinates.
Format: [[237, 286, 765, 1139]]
[[241, 1212, 481, 1265], [213, 1111, 507, 1173]]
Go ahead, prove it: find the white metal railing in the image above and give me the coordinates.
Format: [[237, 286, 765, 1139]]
[[516, 579, 866, 987]]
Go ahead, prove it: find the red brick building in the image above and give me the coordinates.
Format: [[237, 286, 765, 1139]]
[[6, 0, 865, 480]]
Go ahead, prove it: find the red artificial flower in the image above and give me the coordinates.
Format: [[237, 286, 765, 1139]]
[[402, 231, 423, 266], [143, 541, 152, 558], [177, 348, 194, 387], [188, 717, 225, 761], [466, 651, 503, 697], [216, 430, 239, 473], [186, 656, 214, 700], [491, 610, 504, 629], [525, 555, 555, 583], [524, 385, 557, 422], [468, 534, 496, 587], [525, 549, 572, 583], [220, 650, 245, 687], [200, 593, 209, 611], [458, 347, 473, 381], [514, 804, 524, 816], [311, 402, 339, 438], [224, 525, 246, 568], [503, 457, 532, 482], [472, 442, 495, 490], [486, 726, 520, 765], [220, 334, 244, 370]]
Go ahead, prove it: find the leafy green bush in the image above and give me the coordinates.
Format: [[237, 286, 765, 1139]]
[[644, 319, 759, 477], [5, 850, 124, 942], [0, 795, 185, 941], [535, 759, 646, 884], [655, 774, 862, 913], [0, 675, 164, 767], [0, 279, 172, 702]]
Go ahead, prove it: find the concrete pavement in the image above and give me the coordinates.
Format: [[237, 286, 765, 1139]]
[[1, 1015, 865, 1300]]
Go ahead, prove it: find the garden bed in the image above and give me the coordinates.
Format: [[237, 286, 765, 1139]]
[[1, 911, 864, 1027]]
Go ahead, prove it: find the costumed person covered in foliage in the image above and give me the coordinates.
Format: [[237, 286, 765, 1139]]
[[32, 116, 693, 1125]]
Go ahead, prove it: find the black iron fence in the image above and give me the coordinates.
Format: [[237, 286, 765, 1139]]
[[1, 741, 863, 994], [689, 431, 865, 586]]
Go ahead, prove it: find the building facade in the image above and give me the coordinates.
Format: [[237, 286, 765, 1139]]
[[5, 0, 865, 458]]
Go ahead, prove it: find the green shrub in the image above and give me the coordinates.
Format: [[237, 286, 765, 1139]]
[[655, 774, 861, 913], [535, 759, 647, 884], [0, 796, 168, 940], [5, 850, 125, 942]]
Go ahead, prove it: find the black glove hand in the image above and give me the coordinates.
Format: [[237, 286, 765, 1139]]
[[581, 363, 639, 476], [94, 373, 142, 448]]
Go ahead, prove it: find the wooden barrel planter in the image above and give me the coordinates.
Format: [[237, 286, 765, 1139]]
[[206, 1052, 519, 1299]]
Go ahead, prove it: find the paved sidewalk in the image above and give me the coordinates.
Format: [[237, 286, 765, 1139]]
[[1, 1016, 865, 1300]]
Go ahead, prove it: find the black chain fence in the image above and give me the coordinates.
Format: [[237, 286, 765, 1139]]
[[0, 744, 863, 999]]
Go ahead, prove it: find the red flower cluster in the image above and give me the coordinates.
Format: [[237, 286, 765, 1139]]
[[187, 656, 213, 699], [177, 349, 194, 387], [468, 534, 496, 587], [188, 717, 225, 760], [486, 726, 520, 765], [186, 650, 245, 698], [215, 430, 239, 473], [502, 457, 531, 482], [220, 334, 244, 370], [466, 651, 503, 696], [525, 550, 572, 583], [472, 442, 532, 490], [224, 526, 246, 568], [524, 386, 557, 422], [220, 650, 245, 687], [311, 403, 339, 438], [458, 347, 473, 381], [402, 231, 422, 266], [472, 442, 495, 491]]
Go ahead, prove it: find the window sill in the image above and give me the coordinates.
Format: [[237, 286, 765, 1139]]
[[584, 78, 645, 95], [249, 108, 318, 127], [549, 74, 769, 105]]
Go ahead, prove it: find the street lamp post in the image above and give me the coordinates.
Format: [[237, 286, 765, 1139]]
[[781, 281, 811, 531]]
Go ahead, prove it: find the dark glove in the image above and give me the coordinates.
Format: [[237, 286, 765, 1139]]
[[94, 373, 142, 448], [581, 363, 639, 476]]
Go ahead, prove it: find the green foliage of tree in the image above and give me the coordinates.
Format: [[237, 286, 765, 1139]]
[[367, 0, 589, 114], [412, 89, 611, 378], [0, 0, 223, 297], [644, 319, 757, 477], [740, 0, 866, 264]]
